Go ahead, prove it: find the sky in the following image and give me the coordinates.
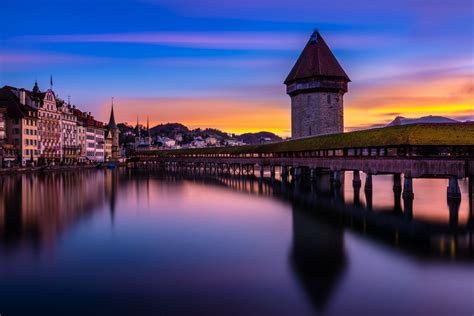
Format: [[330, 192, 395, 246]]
[[1, 0, 473, 136]]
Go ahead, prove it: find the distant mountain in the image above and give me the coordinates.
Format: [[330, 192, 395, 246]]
[[387, 115, 459, 126]]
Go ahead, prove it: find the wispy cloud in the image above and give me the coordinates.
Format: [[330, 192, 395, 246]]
[[15, 31, 402, 51], [0, 52, 101, 65]]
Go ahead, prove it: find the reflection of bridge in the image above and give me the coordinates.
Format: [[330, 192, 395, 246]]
[[157, 173, 473, 260], [130, 124, 474, 206]]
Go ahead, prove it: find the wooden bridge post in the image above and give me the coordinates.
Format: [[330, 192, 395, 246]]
[[448, 196, 461, 228], [353, 170, 361, 187], [259, 165, 264, 178], [393, 173, 402, 192], [332, 170, 342, 187], [270, 165, 276, 179], [364, 173, 373, 192], [354, 182, 361, 206], [447, 176, 461, 200], [469, 176, 473, 226], [310, 168, 317, 181], [281, 165, 288, 179], [294, 167, 302, 180], [402, 176, 414, 199]]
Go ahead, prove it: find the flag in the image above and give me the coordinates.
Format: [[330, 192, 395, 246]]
[[50, 75, 53, 87]]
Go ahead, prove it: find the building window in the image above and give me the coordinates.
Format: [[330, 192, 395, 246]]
[[327, 95, 331, 104]]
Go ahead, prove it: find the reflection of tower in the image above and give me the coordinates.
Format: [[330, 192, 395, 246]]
[[107, 170, 119, 225], [290, 205, 346, 312]]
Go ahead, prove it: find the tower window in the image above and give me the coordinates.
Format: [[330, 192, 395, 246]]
[[327, 95, 331, 104], [309, 127, 312, 135]]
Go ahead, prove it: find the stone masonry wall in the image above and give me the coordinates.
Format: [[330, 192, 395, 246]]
[[291, 91, 344, 138]]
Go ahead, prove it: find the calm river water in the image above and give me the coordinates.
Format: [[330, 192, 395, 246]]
[[0, 169, 472, 316]]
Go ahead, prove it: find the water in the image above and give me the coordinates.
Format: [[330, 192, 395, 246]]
[[0, 169, 472, 316]]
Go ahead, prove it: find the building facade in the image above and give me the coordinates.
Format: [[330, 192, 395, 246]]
[[285, 31, 350, 138], [35, 85, 62, 162], [84, 114, 105, 162], [58, 101, 80, 163]]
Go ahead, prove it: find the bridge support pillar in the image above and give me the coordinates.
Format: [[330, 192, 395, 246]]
[[294, 167, 302, 180], [353, 183, 361, 206], [364, 173, 373, 192], [310, 168, 317, 181], [332, 170, 342, 187], [259, 165, 264, 178], [353, 170, 361, 187], [447, 176, 461, 200], [448, 197, 461, 228], [402, 177, 414, 199], [281, 165, 288, 178], [270, 165, 276, 179], [393, 173, 402, 192]]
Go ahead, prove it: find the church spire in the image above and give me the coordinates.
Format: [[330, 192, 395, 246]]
[[108, 97, 117, 129], [147, 116, 150, 138]]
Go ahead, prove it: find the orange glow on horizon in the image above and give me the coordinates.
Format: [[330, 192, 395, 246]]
[[99, 74, 473, 136]]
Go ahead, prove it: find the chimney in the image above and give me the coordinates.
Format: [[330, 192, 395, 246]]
[[19, 89, 26, 105]]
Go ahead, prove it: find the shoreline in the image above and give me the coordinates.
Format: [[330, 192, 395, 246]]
[[0, 163, 128, 176]]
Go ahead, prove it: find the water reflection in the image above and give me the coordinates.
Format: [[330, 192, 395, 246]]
[[0, 171, 109, 251], [0, 170, 472, 316]]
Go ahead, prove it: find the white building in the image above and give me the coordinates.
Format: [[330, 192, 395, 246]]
[[59, 100, 80, 163]]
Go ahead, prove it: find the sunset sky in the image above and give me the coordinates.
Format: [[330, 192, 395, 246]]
[[1, 0, 473, 136]]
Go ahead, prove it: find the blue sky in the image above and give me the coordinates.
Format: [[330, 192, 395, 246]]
[[1, 0, 473, 134]]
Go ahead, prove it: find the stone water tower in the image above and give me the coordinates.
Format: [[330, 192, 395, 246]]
[[285, 31, 350, 138]]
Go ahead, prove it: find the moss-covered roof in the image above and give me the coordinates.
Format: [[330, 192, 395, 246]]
[[138, 123, 474, 156]]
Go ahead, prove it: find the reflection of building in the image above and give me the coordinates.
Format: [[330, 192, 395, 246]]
[[0, 170, 108, 249], [285, 31, 350, 138]]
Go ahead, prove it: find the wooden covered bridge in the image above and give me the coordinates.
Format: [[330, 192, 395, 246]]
[[129, 123, 474, 202]]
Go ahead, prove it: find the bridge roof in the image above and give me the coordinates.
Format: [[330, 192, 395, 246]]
[[138, 123, 474, 156]]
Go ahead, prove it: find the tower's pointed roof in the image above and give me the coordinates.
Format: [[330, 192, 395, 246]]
[[285, 31, 350, 85], [108, 99, 117, 129]]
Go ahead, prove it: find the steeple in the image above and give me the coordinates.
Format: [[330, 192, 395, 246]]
[[147, 116, 151, 138], [136, 115, 140, 135], [32, 80, 40, 94], [108, 97, 117, 129], [284, 30, 350, 85]]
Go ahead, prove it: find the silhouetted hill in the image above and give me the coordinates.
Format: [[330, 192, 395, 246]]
[[118, 122, 282, 145], [150, 123, 189, 137], [237, 132, 282, 144]]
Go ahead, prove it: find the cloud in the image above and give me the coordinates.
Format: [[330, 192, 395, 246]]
[[0, 52, 101, 65], [17, 32, 304, 50], [15, 31, 403, 51]]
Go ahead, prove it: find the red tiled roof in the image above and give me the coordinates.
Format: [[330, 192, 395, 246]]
[[284, 31, 350, 84]]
